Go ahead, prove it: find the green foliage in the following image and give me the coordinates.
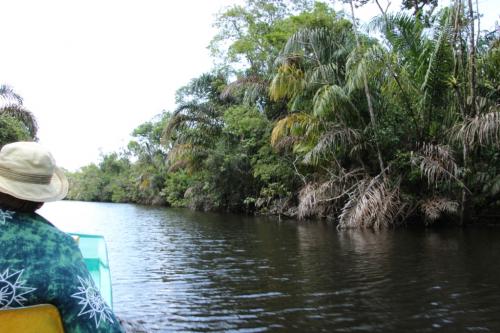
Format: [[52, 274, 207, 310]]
[[223, 105, 268, 139], [66, 164, 105, 202], [66, 153, 133, 203], [210, 0, 337, 74], [400, 0, 438, 20], [0, 115, 31, 147], [163, 171, 192, 207], [0, 85, 38, 146]]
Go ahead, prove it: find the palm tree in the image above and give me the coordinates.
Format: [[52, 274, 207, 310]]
[[0, 104, 38, 138], [269, 25, 364, 160], [265, 18, 407, 226], [0, 85, 38, 141], [162, 99, 224, 173], [0, 85, 23, 104]]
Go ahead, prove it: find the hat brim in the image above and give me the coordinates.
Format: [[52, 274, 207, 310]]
[[0, 167, 68, 202]]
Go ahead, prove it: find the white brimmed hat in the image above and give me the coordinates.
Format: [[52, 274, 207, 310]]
[[0, 141, 68, 202]]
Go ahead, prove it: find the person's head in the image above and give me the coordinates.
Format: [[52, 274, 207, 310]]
[[0, 141, 68, 212]]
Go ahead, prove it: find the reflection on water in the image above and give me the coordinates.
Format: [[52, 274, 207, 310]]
[[40, 201, 500, 332]]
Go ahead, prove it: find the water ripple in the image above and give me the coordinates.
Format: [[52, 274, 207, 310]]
[[40, 202, 500, 333]]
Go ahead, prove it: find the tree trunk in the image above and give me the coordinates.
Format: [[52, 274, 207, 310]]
[[460, 0, 478, 226], [460, 144, 468, 226], [413, 0, 420, 17], [452, 0, 466, 116], [475, 0, 481, 47], [451, 0, 469, 226], [467, 0, 477, 116], [348, 0, 385, 175]]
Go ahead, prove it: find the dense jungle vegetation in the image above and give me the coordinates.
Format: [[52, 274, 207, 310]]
[[3, 0, 499, 228]]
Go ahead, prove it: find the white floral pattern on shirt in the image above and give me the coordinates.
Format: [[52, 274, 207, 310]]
[[71, 275, 114, 329], [0, 268, 36, 308], [0, 209, 14, 225]]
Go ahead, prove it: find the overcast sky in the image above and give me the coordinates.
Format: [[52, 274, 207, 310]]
[[0, 0, 497, 170]]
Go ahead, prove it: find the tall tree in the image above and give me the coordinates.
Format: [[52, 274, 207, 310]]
[[0, 85, 38, 146], [347, 0, 385, 174]]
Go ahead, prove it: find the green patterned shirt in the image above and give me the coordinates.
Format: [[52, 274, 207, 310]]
[[0, 208, 124, 332]]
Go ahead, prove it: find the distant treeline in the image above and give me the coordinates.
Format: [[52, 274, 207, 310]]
[[58, 0, 499, 227]]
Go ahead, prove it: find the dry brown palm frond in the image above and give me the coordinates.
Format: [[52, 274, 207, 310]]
[[166, 144, 194, 172], [184, 186, 196, 199], [420, 197, 459, 223], [167, 143, 193, 160], [273, 136, 301, 152], [455, 111, 500, 148], [338, 174, 403, 229], [297, 169, 364, 220], [298, 183, 317, 219], [411, 143, 460, 186]]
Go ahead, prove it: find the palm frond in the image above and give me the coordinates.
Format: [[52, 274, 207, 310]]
[[167, 143, 192, 160], [273, 136, 301, 152], [303, 124, 360, 165], [221, 75, 269, 104], [297, 183, 317, 219], [270, 113, 316, 147], [298, 169, 363, 219], [369, 11, 454, 96], [338, 174, 403, 229], [269, 64, 304, 101], [420, 12, 452, 94], [312, 84, 349, 117], [166, 143, 197, 172], [368, 12, 425, 64], [0, 85, 23, 105], [307, 63, 339, 85], [345, 47, 368, 93], [161, 102, 221, 143], [411, 142, 460, 185], [420, 197, 459, 223], [280, 28, 339, 65], [455, 111, 500, 148]]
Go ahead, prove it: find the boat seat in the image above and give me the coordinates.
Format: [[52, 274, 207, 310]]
[[0, 304, 64, 333]]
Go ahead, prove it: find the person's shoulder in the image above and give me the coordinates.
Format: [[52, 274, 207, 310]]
[[28, 213, 76, 244]]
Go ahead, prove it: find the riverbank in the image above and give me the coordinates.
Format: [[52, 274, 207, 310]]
[[63, 197, 500, 228]]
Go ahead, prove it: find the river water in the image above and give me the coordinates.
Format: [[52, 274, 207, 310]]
[[39, 201, 500, 333]]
